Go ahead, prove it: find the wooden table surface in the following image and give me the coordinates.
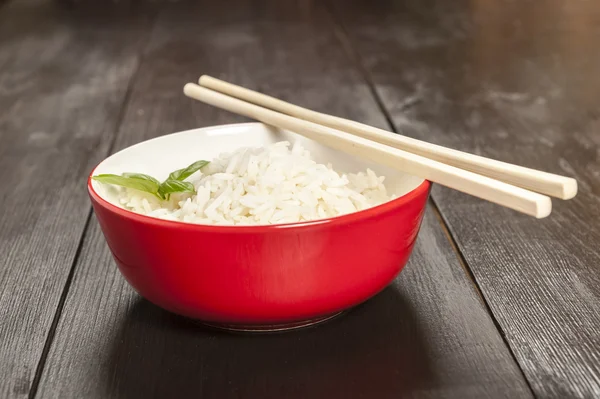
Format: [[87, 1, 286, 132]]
[[1, 0, 599, 398]]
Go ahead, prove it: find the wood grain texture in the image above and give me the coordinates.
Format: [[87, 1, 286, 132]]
[[0, 0, 153, 397], [36, 1, 531, 398], [329, 0, 600, 397]]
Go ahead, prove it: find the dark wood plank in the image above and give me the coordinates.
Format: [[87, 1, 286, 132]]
[[36, 1, 531, 398], [0, 0, 154, 397], [329, 0, 600, 397]]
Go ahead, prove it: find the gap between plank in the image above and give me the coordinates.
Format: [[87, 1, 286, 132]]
[[430, 202, 535, 398], [27, 38, 149, 399], [324, 2, 536, 396], [27, 209, 93, 399]]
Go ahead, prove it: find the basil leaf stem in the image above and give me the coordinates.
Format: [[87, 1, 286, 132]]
[[158, 180, 196, 200]]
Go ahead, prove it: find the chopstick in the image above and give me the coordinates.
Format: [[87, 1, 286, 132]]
[[198, 75, 577, 200], [184, 83, 552, 218]]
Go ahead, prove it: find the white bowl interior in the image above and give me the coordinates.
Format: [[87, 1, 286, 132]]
[[92, 123, 425, 206]]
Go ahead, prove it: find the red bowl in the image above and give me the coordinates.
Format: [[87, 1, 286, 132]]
[[88, 123, 430, 331]]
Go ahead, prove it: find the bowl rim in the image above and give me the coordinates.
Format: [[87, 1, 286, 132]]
[[88, 122, 431, 231]]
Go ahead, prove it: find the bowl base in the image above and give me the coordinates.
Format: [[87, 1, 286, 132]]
[[199, 311, 345, 333]]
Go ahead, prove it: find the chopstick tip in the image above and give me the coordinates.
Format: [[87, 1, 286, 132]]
[[199, 75, 213, 85], [535, 197, 552, 219], [183, 82, 200, 96], [561, 178, 578, 200]]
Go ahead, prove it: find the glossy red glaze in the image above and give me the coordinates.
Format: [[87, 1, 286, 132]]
[[88, 174, 430, 325]]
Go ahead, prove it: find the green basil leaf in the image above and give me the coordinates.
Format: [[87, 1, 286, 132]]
[[168, 160, 209, 181], [122, 173, 161, 186], [158, 179, 196, 200], [92, 174, 160, 197]]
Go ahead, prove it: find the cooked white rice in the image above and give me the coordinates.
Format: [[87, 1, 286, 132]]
[[117, 141, 393, 225]]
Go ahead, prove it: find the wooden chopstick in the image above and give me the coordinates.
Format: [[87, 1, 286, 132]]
[[184, 83, 552, 218], [198, 75, 577, 200]]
